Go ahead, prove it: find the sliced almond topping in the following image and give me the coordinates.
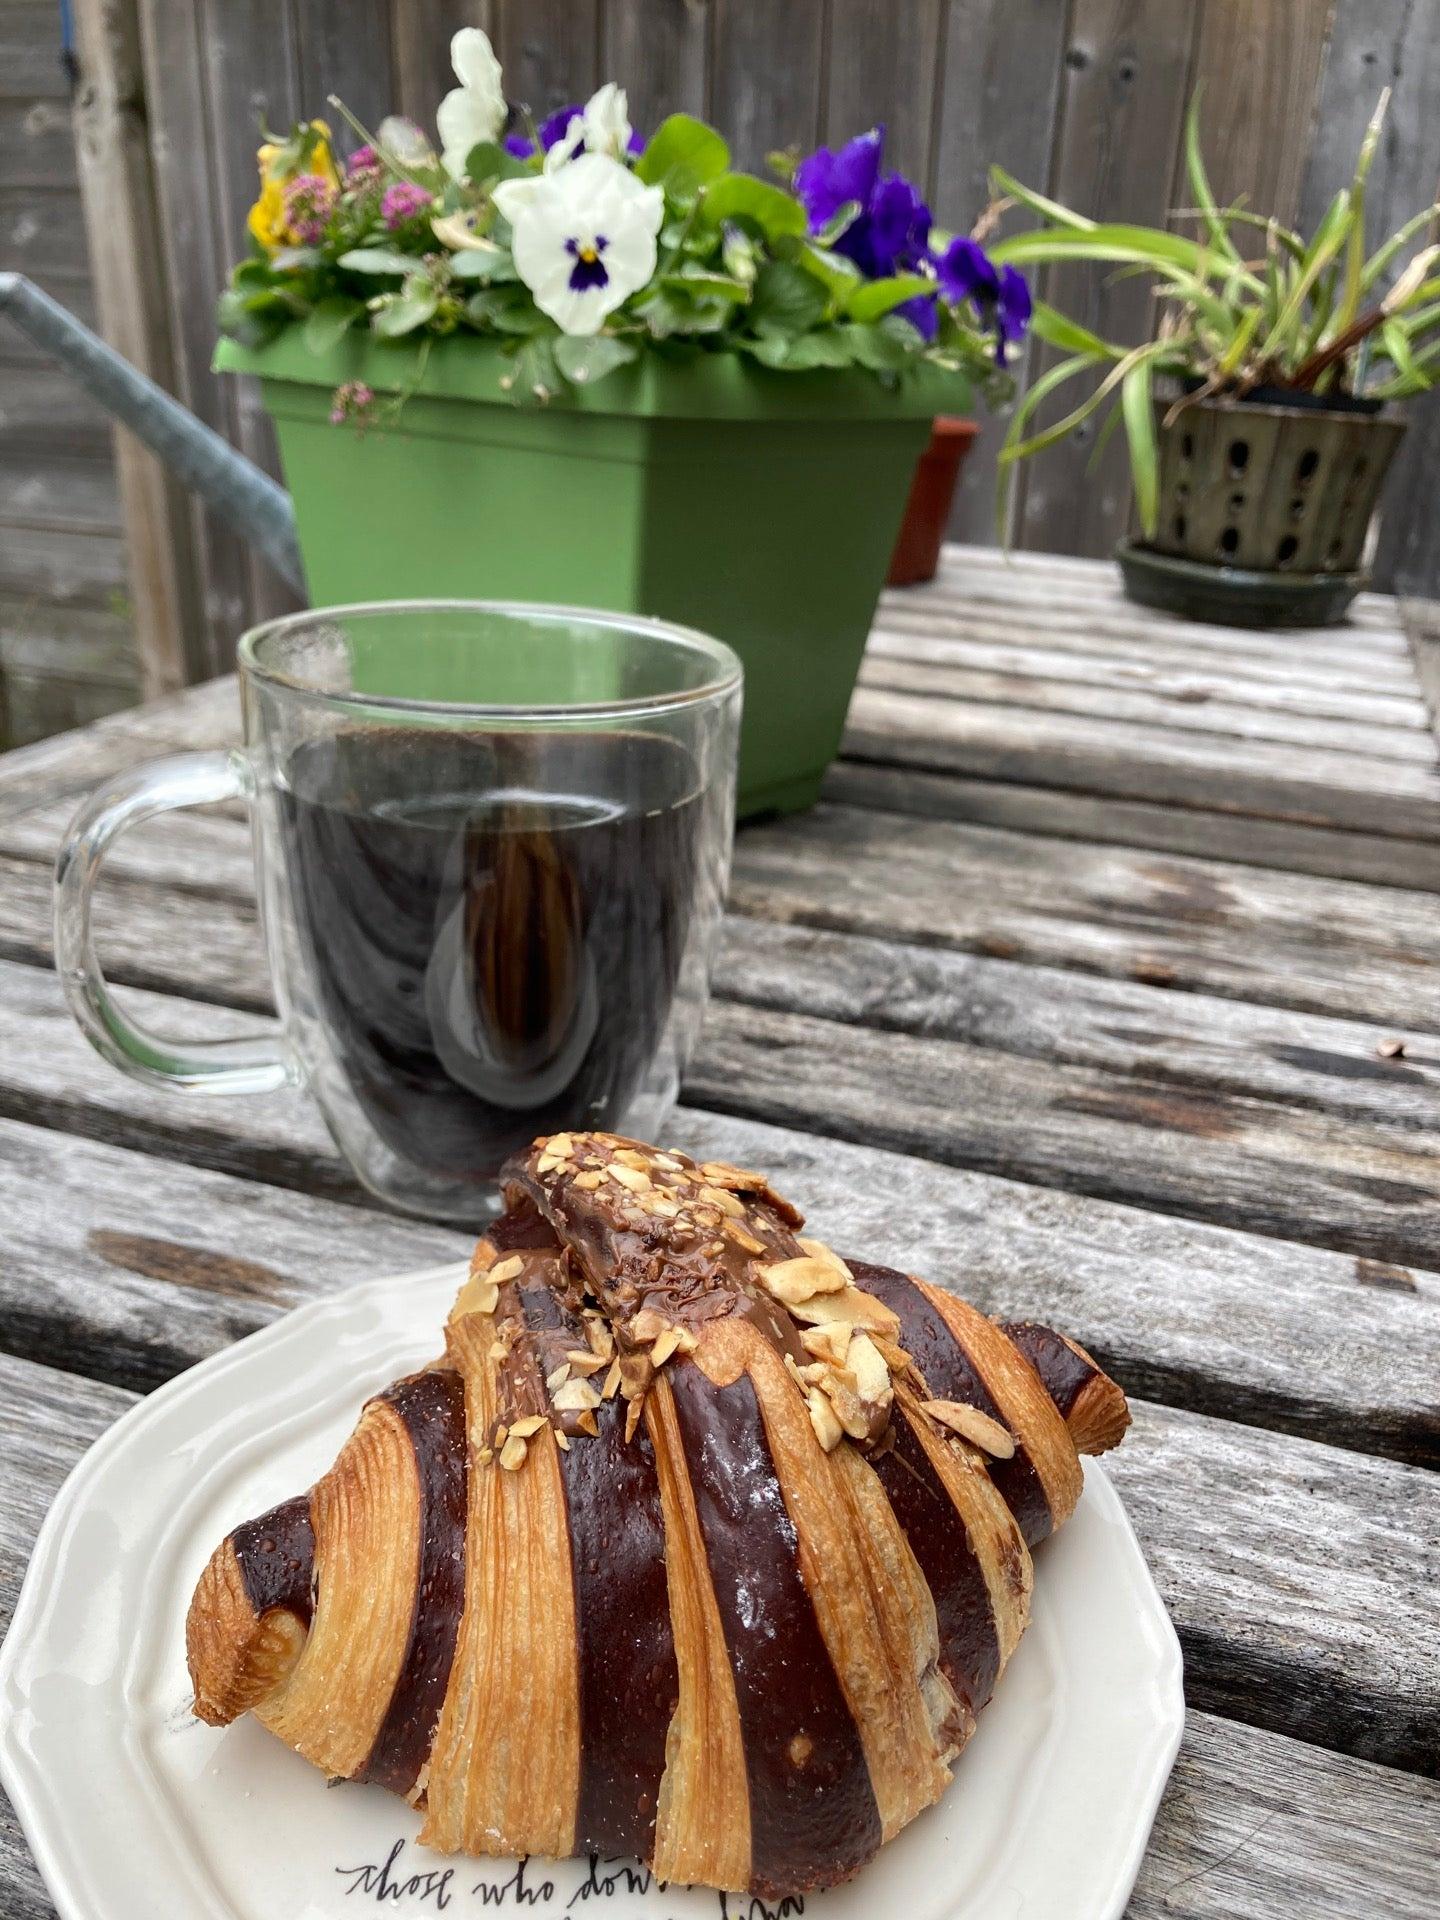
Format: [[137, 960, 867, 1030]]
[[623, 1399, 643, 1444], [601, 1358, 623, 1400], [628, 1307, 669, 1344], [454, 1271, 500, 1318], [653, 1153, 684, 1171], [847, 1331, 893, 1406], [801, 1323, 853, 1367], [788, 1286, 901, 1339], [563, 1349, 607, 1377], [577, 1408, 601, 1438], [701, 1160, 768, 1192], [697, 1184, 747, 1218], [552, 1376, 602, 1413], [489, 1340, 509, 1362], [477, 1445, 494, 1465], [613, 1147, 651, 1170], [797, 1237, 852, 1280], [649, 1195, 683, 1219], [498, 1434, 528, 1471], [548, 1132, 574, 1159], [492, 1423, 508, 1446], [488, 1255, 524, 1286], [806, 1387, 844, 1452], [757, 1255, 847, 1306], [572, 1169, 604, 1190], [545, 1363, 571, 1390], [651, 1326, 683, 1367], [619, 1351, 655, 1400], [674, 1327, 699, 1354], [610, 1164, 651, 1194], [508, 1414, 547, 1439], [585, 1317, 616, 1360], [727, 1223, 766, 1254], [555, 1429, 572, 1452], [536, 1155, 561, 1174], [923, 1399, 1016, 1459]]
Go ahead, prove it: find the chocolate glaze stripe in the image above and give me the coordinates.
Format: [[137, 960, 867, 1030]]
[[1001, 1322, 1096, 1425], [356, 1370, 469, 1798], [870, 1409, 1001, 1716], [668, 1360, 881, 1898], [232, 1495, 315, 1627], [847, 1259, 1053, 1546], [516, 1275, 678, 1863]]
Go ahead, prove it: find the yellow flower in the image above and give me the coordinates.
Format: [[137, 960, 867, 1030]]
[[246, 121, 339, 253]]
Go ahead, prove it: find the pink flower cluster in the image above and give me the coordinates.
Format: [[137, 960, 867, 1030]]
[[381, 181, 433, 230], [282, 172, 337, 245], [345, 144, 382, 187], [329, 380, 377, 428]]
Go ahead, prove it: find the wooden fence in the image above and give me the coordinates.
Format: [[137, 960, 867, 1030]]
[[4, 0, 1440, 729]]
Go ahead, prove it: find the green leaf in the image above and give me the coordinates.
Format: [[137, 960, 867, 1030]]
[[698, 173, 808, 242], [845, 274, 933, 322], [553, 333, 638, 388], [1336, 89, 1391, 333], [1121, 355, 1158, 537], [1257, 188, 1352, 365], [507, 336, 561, 402], [338, 247, 418, 276], [1361, 203, 1440, 293], [449, 246, 520, 281], [464, 284, 540, 334], [839, 317, 925, 371], [463, 139, 529, 183], [216, 287, 286, 349], [632, 287, 732, 337], [1027, 299, 1122, 360], [270, 246, 323, 273], [745, 328, 856, 370], [636, 113, 730, 198], [989, 165, 1096, 233], [991, 224, 1212, 275], [1379, 317, 1419, 382], [721, 223, 760, 284], [302, 295, 364, 354], [814, 199, 862, 248], [373, 284, 440, 337], [796, 242, 861, 302], [749, 258, 830, 333], [662, 266, 752, 303]]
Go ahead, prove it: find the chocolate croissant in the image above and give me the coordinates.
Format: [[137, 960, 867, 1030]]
[[187, 1133, 1129, 1898]]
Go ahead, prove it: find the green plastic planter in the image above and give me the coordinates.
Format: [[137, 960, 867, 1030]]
[[217, 333, 966, 815]]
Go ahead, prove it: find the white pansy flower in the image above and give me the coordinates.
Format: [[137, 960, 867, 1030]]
[[581, 82, 633, 160], [494, 151, 662, 336], [436, 27, 506, 180]]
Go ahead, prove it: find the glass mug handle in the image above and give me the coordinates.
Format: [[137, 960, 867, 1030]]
[[53, 749, 299, 1095]]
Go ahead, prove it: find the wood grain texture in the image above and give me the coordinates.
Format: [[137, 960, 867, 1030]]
[[1303, 0, 1440, 599], [1184, 0, 1335, 225], [602, 0, 710, 127], [820, 0, 944, 185], [708, 0, 825, 171], [931, 0, 1072, 540], [71, 0, 204, 694], [1, 967, 1436, 1471], [392, 0, 494, 125], [1014, 0, 1198, 558], [496, 0, 599, 116]]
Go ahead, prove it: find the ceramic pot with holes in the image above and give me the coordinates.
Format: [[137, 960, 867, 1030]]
[[1116, 387, 1407, 628]]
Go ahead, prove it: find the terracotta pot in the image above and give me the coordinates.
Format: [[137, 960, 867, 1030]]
[[887, 416, 979, 586]]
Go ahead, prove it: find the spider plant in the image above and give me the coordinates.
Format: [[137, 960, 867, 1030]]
[[986, 90, 1440, 537]]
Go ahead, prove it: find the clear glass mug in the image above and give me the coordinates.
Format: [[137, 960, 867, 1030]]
[[54, 603, 742, 1223]]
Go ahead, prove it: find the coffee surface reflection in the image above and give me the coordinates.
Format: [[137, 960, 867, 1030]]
[[279, 729, 701, 1182]]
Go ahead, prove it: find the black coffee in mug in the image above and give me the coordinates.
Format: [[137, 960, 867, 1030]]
[[278, 727, 704, 1183]]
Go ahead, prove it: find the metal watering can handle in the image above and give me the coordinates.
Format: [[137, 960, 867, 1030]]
[[0, 271, 306, 594]]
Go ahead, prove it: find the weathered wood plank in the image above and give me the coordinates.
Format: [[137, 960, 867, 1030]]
[[0, 524, 127, 608], [1130, 1712, 1440, 1919], [0, 453, 124, 536], [1, 966, 1437, 1469], [1109, 1399, 1440, 1774], [0, 94, 81, 184], [1014, 0, 1198, 559], [1185, 0, 1335, 226], [0, 1115, 469, 1391], [0, 1, 73, 99], [0, 365, 114, 459], [601, 0, 709, 129], [0, 185, 91, 277], [820, 0, 944, 185], [930, 0, 1076, 540], [709, 0, 826, 172], [1300, 0, 1440, 600], [843, 683, 1440, 841], [1, 671, 136, 751], [495, 0, 598, 117], [72, 0, 205, 695], [859, 651, 1439, 764], [294, 0, 394, 129], [0, 673, 235, 818], [824, 760, 1440, 893], [392, 0, 493, 126]]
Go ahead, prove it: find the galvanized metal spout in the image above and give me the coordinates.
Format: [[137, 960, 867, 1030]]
[[0, 272, 306, 594]]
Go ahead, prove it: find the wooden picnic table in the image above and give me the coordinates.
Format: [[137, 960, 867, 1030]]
[[1, 544, 1438, 1917]]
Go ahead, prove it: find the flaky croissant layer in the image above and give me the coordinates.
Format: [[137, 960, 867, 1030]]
[[187, 1132, 1129, 1898]]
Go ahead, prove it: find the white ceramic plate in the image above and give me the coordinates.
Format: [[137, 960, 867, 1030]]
[[1, 1261, 1184, 1920]]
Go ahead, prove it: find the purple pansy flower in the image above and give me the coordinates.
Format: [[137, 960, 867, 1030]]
[[934, 234, 1032, 365], [894, 293, 939, 342], [380, 181, 433, 230], [565, 233, 610, 291], [795, 126, 932, 279], [504, 105, 644, 161]]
